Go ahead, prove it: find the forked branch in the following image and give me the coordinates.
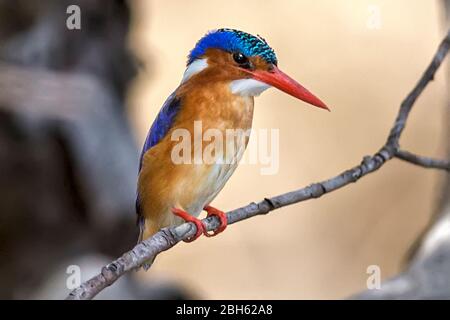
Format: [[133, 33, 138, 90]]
[[67, 29, 450, 300]]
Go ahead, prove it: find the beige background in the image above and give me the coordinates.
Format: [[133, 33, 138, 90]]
[[127, 0, 448, 299]]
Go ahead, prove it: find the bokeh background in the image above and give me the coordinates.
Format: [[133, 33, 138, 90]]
[[0, 0, 448, 299]]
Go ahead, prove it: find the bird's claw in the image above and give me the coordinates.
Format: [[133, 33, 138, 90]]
[[171, 208, 206, 242], [203, 205, 228, 237], [171, 206, 227, 242], [184, 219, 206, 243]]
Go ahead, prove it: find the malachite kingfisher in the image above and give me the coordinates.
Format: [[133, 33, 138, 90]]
[[136, 28, 328, 247]]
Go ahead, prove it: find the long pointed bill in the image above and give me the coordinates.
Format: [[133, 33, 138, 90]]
[[246, 66, 329, 111]]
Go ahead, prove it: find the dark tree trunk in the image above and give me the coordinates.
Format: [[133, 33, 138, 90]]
[[0, 0, 139, 299]]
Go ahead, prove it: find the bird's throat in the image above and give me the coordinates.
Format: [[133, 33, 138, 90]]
[[230, 78, 271, 97]]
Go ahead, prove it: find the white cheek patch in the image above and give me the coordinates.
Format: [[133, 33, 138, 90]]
[[181, 58, 208, 84], [230, 79, 271, 97]]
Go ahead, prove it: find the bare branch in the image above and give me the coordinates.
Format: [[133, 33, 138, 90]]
[[67, 29, 450, 300], [386, 30, 450, 146], [396, 150, 450, 171]]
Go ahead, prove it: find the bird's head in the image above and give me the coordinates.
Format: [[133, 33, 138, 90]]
[[183, 28, 328, 110]]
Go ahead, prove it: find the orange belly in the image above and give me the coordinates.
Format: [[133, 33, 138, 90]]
[[138, 84, 254, 240]]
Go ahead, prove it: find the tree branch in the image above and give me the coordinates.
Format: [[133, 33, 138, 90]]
[[67, 29, 450, 300], [396, 149, 450, 171]]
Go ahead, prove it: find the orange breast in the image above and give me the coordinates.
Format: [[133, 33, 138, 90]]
[[138, 81, 254, 239]]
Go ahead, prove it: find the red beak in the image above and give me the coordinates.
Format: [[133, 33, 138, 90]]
[[244, 65, 329, 111]]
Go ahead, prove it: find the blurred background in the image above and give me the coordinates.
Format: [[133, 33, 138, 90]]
[[0, 0, 448, 299]]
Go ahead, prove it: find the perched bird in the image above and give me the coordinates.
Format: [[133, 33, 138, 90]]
[[137, 28, 328, 245]]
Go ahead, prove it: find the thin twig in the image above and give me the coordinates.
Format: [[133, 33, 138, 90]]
[[396, 149, 450, 171], [67, 29, 450, 300]]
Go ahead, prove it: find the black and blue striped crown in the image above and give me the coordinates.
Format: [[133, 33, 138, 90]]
[[188, 28, 278, 66]]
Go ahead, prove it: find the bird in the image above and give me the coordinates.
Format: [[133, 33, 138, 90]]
[[136, 28, 328, 247]]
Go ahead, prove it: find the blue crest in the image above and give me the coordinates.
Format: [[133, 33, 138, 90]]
[[188, 28, 277, 66]]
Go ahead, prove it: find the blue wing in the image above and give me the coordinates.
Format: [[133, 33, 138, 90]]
[[136, 92, 181, 233], [138, 92, 181, 171]]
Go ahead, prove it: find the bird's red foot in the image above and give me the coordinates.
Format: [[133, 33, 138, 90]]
[[203, 205, 228, 237], [171, 208, 206, 242]]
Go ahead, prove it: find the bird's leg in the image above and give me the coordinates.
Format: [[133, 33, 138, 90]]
[[203, 205, 228, 237], [171, 208, 206, 242]]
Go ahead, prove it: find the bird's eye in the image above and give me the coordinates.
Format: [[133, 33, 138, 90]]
[[232, 52, 250, 68]]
